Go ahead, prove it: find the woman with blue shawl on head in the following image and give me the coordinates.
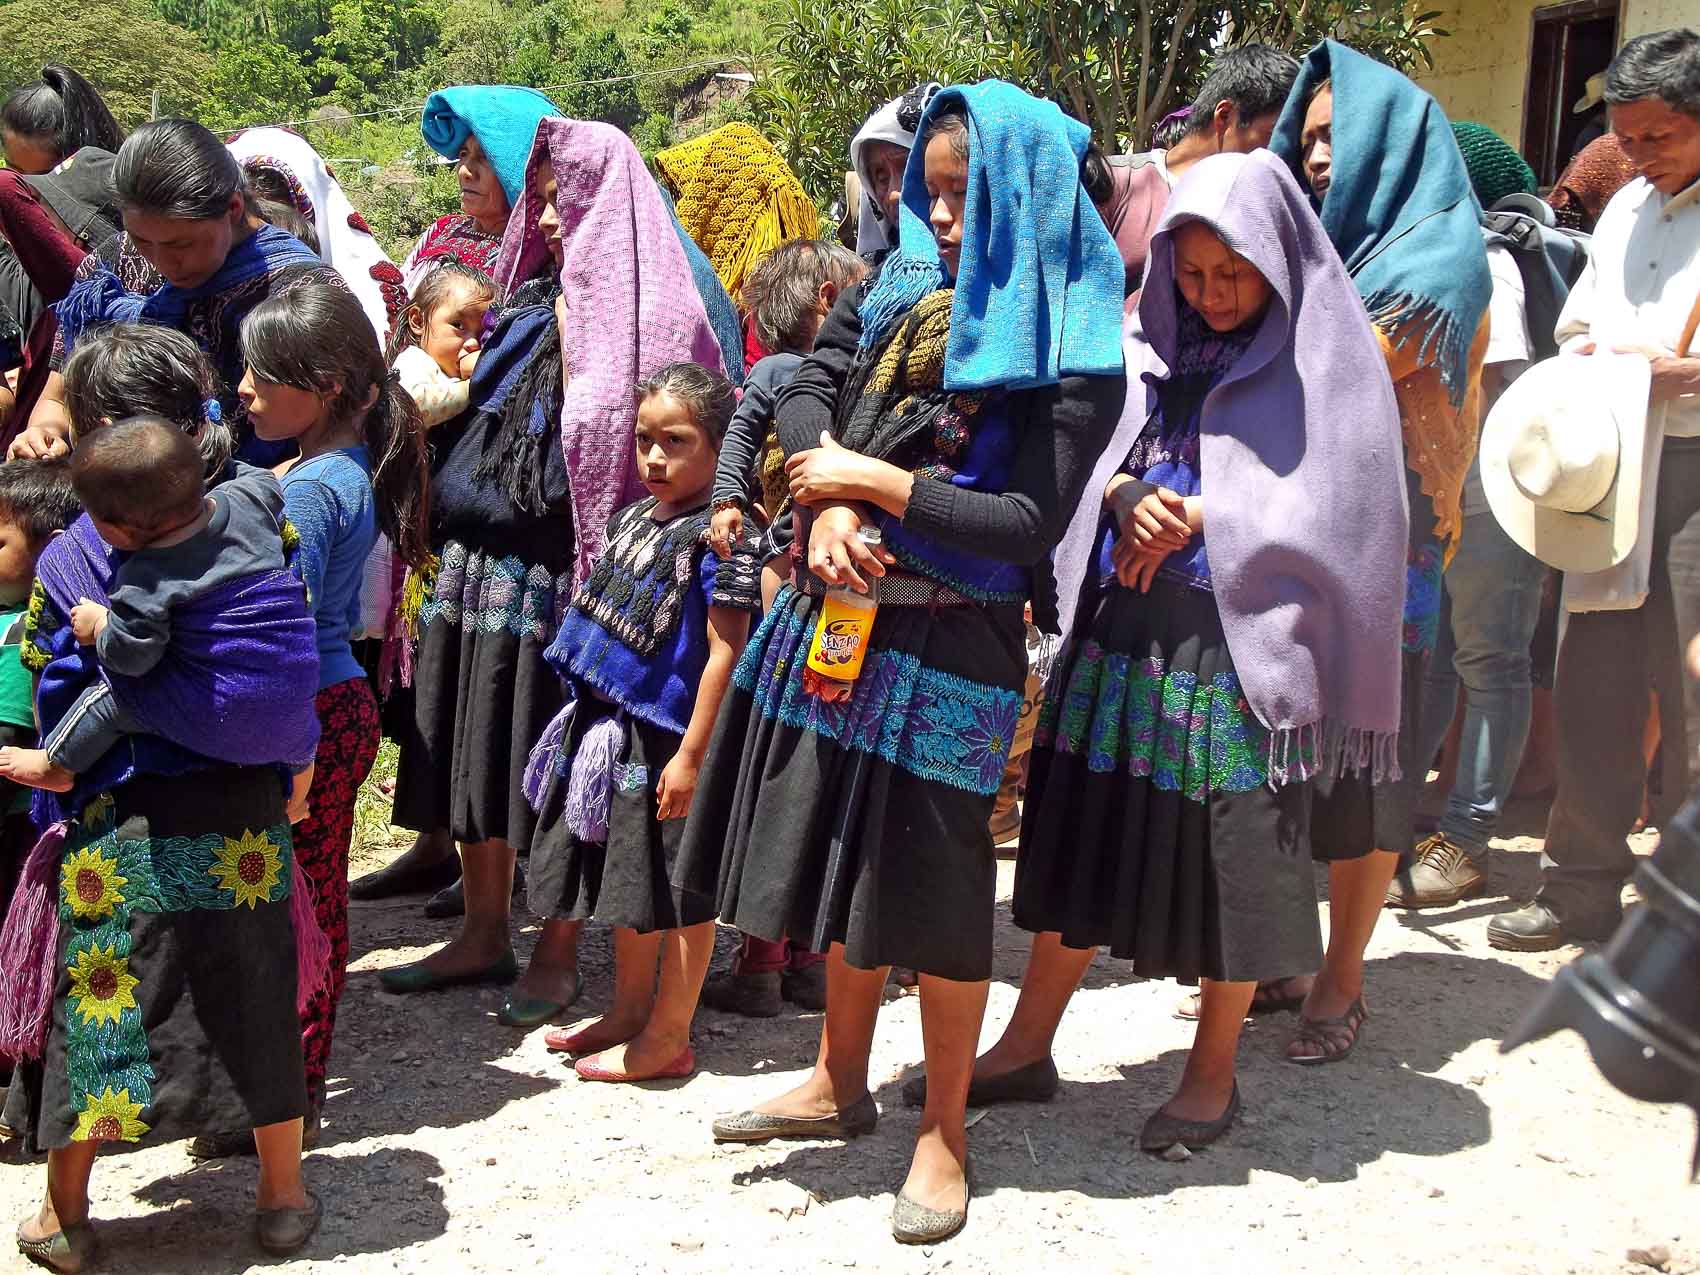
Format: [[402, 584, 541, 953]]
[[1265, 40, 1492, 1065], [10, 120, 343, 469], [673, 82, 1127, 1245], [403, 85, 561, 290]]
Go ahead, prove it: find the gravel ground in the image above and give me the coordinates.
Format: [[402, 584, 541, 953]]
[[1, 793, 1694, 1275]]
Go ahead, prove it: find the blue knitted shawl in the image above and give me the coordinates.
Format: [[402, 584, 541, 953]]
[[421, 85, 562, 207], [1269, 41, 1491, 406], [858, 80, 1125, 392]]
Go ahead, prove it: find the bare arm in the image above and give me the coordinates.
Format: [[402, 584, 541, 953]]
[[9, 371, 70, 459], [654, 604, 752, 821]]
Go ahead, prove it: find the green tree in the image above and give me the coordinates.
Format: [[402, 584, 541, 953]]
[[550, 29, 643, 130], [205, 38, 315, 127], [0, 0, 214, 126]]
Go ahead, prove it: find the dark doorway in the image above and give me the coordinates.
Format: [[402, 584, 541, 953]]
[[1522, 0, 1619, 186]]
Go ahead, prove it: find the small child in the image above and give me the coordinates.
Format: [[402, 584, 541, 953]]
[[521, 362, 761, 1081], [388, 260, 496, 428], [706, 240, 867, 587], [0, 458, 81, 891], [0, 418, 320, 809], [701, 240, 865, 1018]]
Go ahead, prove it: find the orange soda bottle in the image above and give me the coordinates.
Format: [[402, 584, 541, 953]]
[[803, 527, 881, 703]]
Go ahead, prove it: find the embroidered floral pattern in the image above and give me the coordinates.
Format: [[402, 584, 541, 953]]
[[1403, 541, 1443, 655], [67, 942, 141, 1026], [420, 540, 572, 643], [61, 847, 126, 921], [733, 593, 1022, 796], [71, 1086, 150, 1143], [208, 830, 284, 909], [1036, 642, 1269, 799]]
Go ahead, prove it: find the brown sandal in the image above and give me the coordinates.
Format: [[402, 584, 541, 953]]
[[1285, 996, 1368, 1065], [1174, 978, 1308, 1021]]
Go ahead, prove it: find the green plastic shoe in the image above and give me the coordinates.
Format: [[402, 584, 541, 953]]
[[498, 972, 584, 1027], [378, 949, 518, 994]]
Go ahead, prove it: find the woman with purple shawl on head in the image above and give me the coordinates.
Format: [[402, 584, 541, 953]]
[[1009, 150, 1408, 1155], [374, 116, 722, 1027]]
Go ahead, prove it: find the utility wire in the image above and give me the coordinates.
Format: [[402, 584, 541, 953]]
[[214, 55, 745, 133]]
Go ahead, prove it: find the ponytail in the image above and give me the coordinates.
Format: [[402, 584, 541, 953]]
[[366, 372, 432, 573], [241, 281, 432, 571]]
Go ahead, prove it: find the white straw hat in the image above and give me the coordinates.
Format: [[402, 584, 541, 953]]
[[1480, 352, 1652, 572]]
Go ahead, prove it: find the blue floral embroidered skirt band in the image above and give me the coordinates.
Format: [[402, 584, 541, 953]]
[[672, 583, 1027, 982], [527, 697, 713, 935], [5, 766, 306, 1150], [391, 537, 572, 853], [1013, 580, 1323, 985]]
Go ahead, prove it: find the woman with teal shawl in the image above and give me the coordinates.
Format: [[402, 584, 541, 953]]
[[673, 81, 1125, 1245], [1266, 40, 1491, 1065]]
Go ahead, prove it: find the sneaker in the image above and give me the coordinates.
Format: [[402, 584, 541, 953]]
[[1385, 834, 1486, 909], [699, 969, 782, 1018], [780, 961, 828, 1011]]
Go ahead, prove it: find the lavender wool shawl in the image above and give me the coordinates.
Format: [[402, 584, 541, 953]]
[[1054, 152, 1409, 783], [493, 117, 723, 590]]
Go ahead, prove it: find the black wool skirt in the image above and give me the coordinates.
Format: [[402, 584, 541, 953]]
[[673, 585, 1028, 982], [527, 699, 712, 933], [10, 765, 305, 1150], [1013, 579, 1322, 985], [390, 541, 569, 854]]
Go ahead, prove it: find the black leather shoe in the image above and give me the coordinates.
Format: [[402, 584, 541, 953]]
[[1488, 900, 1620, 951], [1139, 1083, 1241, 1153], [348, 853, 460, 902], [902, 1056, 1059, 1109], [423, 877, 465, 919], [699, 970, 782, 1018]]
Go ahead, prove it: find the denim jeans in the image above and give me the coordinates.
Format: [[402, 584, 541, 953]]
[[1415, 509, 1547, 859]]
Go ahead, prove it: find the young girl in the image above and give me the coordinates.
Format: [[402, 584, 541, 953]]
[[388, 261, 496, 429], [523, 362, 759, 1081], [1012, 151, 1409, 1150], [189, 280, 432, 1158]]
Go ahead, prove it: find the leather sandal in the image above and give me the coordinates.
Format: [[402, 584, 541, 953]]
[[16, 1217, 97, 1274], [711, 1091, 878, 1143], [1286, 996, 1369, 1065]]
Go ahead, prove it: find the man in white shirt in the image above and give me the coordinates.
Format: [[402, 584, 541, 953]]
[[1490, 28, 1700, 950]]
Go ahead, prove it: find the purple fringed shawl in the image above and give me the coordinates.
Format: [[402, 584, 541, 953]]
[[493, 117, 723, 592], [42, 517, 322, 770], [1055, 152, 1409, 784]]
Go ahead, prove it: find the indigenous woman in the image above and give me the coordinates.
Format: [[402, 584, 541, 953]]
[[0, 66, 122, 174], [227, 127, 408, 343], [13, 120, 341, 467], [377, 118, 721, 1023], [848, 83, 942, 259], [0, 330, 328, 1263], [404, 86, 561, 290], [1267, 40, 1492, 1062], [653, 122, 819, 367], [1013, 151, 1407, 1150], [675, 82, 1126, 1244]]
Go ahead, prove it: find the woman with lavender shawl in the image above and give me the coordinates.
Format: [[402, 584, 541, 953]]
[[1010, 151, 1407, 1153], [378, 118, 720, 1025], [0, 365, 328, 1263]]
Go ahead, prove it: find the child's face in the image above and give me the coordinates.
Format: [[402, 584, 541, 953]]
[[1173, 221, 1273, 334], [239, 369, 328, 443], [635, 392, 717, 508], [0, 519, 39, 605], [411, 280, 491, 379]]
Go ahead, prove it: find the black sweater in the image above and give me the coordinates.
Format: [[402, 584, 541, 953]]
[[773, 285, 1126, 633]]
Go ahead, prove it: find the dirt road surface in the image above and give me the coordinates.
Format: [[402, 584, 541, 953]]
[[2, 796, 1694, 1274]]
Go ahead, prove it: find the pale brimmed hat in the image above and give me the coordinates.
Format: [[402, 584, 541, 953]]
[[1481, 352, 1652, 572], [1574, 72, 1607, 115]]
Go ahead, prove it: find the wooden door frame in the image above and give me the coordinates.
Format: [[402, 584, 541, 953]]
[[1520, 0, 1622, 185]]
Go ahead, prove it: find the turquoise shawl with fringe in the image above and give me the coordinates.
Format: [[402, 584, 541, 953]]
[[1269, 40, 1490, 406], [858, 80, 1124, 392]]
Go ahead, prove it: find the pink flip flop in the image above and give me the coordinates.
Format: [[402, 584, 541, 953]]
[[574, 1047, 696, 1083]]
